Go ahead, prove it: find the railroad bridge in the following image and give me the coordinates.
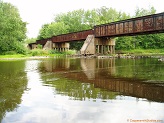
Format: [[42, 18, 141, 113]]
[[28, 12, 164, 55]]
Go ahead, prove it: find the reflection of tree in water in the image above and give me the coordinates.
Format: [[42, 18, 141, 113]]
[[0, 61, 27, 122], [114, 58, 164, 80]]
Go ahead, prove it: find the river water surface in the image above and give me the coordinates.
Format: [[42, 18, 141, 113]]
[[0, 58, 164, 123]]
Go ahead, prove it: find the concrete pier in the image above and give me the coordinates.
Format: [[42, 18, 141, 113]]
[[80, 35, 115, 55], [53, 42, 69, 51]]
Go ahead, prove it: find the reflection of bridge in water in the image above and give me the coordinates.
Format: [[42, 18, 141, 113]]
[[41, 58, 164, 102]]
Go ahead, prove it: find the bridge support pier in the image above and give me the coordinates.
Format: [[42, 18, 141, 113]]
[[30, 43, 37, 49], [95, 38, 115, 55], [80, 35, 115, 55], [43, 40, 53, 50], [53, 42, 70, 52]]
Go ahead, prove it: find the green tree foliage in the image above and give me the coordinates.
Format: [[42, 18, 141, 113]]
[[94, 7, 130, 24], [0, 1, 27, 54], [55, 9, 90, 32], [116, 37, 136, 50], [37, 22, 69, 39], [134, 6, 156, 17], [25, 37, 37, 44], [54, 7, 130, 32]]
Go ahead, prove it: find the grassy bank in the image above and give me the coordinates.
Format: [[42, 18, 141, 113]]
[[27, 49, 76, 57], [116, 49, 164, 56], [0, 49, 77, 59], [0, 54, 27, 58]]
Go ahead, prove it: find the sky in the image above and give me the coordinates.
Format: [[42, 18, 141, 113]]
[[3, 0, 164, 38]]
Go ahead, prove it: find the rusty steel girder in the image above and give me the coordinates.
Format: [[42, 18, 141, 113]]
[[51, 29, 94, 43], [36, 38, 51, 45], [94, 12, 164, 37], [35, 30, 93, 44]]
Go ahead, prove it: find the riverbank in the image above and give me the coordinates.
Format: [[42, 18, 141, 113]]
[[0, 49, 164, 60], [0, 55, 52, 61], [1, 54, 164, 62], [70, 54, 164, 61]]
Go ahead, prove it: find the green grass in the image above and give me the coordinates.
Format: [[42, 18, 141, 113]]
[[0, 54, 28, 61], [0, 54, 26, 58], [117, 49, 164, 55], [0, 49, 77, 60]]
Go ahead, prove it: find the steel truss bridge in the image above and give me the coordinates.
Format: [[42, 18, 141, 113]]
[[29, 12, 164, 49]]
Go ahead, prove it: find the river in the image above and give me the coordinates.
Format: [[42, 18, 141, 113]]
[[0, 58, 164, 123]]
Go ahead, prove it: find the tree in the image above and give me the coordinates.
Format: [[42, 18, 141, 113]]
[[37, 22, 69, 39], [55, 9, 90, 32], [135, 6, 156, 17], [25, 38, 37, 44], [0, 1, 27, 54]]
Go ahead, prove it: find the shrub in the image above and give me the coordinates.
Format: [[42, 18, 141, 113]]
[[5, 51, 17, 55], [49, 50, 61, 54], [30, 49, 49, 56], [37, 44, 43, 49]]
